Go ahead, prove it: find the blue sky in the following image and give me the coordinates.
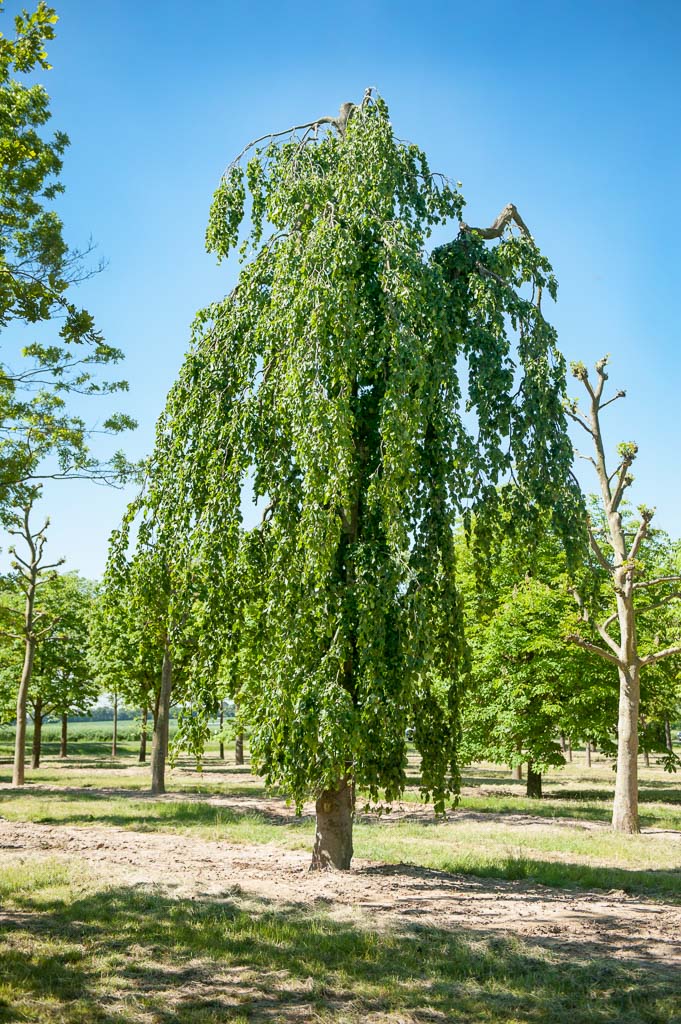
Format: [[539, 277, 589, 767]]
[[4, 0, 680, 576]]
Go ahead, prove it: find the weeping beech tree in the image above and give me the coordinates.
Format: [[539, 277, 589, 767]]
[[149, 93, 580, 868]]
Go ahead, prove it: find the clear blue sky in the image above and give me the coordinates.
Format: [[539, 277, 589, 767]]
[[5, 0, 680, 576]]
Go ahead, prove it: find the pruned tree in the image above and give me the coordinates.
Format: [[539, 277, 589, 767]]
[[565, 357, 681, 832], [146, 93, 581, 869], [0, 491, 63, 784]]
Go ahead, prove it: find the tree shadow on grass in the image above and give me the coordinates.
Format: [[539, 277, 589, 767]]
[[1, 878, 679, 1023]]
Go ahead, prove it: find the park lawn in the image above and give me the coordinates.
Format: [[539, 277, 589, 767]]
[[0, 858, 678, 1024]]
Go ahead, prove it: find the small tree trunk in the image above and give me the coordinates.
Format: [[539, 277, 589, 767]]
[[586, 740, 592, 768], [311, 776, 354, 870], [13, 634, 36, 787], [235, 731, 244, 765], [60, 713, 68, 757], [664, 717, 673, 753], [526, 764, 542, 799], [219, 703, 225, 761], [643, 747, 650, 768], [512, 764, 522, 781], [31, 698, 43, 770], [612, 664, 640, 833], [559, 732, 566, 753], [138, 705, 148, 763], [151, 646, 172, 795], [567, 737, 573, 762], [111, 694, 118, 757]]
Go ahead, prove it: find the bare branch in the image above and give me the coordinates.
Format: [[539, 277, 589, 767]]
[[640, 645, 681, 667], [633, 576, 681, 591], [566, 633, 620, 665], [460, 203, 531, 239]]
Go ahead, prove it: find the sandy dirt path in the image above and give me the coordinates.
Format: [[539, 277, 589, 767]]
[[1, 816, 679, 970]]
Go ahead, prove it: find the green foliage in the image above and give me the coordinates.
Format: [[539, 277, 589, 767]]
[[0, 2, 135, 507], [137, 95, 581, 812], [0, 569, 96, 720]]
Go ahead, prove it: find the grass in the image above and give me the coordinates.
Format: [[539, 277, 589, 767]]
[[0, 858, 679, 1024]]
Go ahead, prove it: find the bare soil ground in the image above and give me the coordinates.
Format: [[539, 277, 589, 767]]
[[2, 814, 679, 971]]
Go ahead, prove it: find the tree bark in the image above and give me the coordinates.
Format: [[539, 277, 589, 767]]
[[665, 716, 673, 754], [311, 776, 354, 870], [235, 731, 244, 765], [512, 764, 522, 781], [567, 737, 572, 762], [60, 712, 68, 757], [151, 646, 172, 795], [138, 705, 148, 763], [218, 702, 225, 761], [586, 740, 592, 768], [643, 747, 650, 768], [31, 697, 42, 770], [526, 764, 542, 799], [612, 664, 640, 833], [111, 693, 118, 757], [13, 633, 36, 787]]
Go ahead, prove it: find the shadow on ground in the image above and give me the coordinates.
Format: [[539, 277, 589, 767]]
[[0, 873, 679, 1024]]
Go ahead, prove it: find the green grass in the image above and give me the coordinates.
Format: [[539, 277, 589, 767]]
[[2, 784, 680, 902], [0, 858, 678, 1024]]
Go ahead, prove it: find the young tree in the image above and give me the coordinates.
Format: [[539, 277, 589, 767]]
[[0, 492, 63, 784], [147, 94, 580, 868], [566, 358, 681, 832], [26, 571, 96, 766]]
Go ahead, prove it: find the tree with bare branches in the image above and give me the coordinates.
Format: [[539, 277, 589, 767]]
[[0, 490, 64, 785], [565, 356, 681, 832]]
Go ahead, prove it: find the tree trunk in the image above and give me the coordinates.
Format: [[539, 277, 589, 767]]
[[665, 717, 673, 753], [219, 702, 225, 761], [526, 764, 542, 799], [151, 646, 172, 795], [31, 698, 43, 770], [612, 664, 640, 833], [111, 693, 118, 757], [13, 633, 36, 787], [567, 737, 573, 762], [311, 776, 354, 870], [586, 740, 592, 768], [512, 764, 522, 781], [138, 705, 148, 763], [643, 748, 650, 768], [60, 713, 68, 757], [235, 731, 244, 765], [560, 733, 566, 753]]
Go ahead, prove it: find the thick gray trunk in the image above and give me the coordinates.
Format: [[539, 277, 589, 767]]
[[31, 698, 42, 769], [138, 705, 148, 763], [526, 764, 542, 799], [612, 664, 640, 833], [311, 776, 354, 870], [60, 713, 68, 757], [151, 647, 172, 795], [13, 635, 35, 787]]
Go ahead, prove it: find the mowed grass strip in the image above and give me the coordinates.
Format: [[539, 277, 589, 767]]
[[0, 858, 678, 1024], [1, 786, 680, 902]]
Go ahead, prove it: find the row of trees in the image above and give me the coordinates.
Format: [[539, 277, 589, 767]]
[[2, 8, 678, 872]]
